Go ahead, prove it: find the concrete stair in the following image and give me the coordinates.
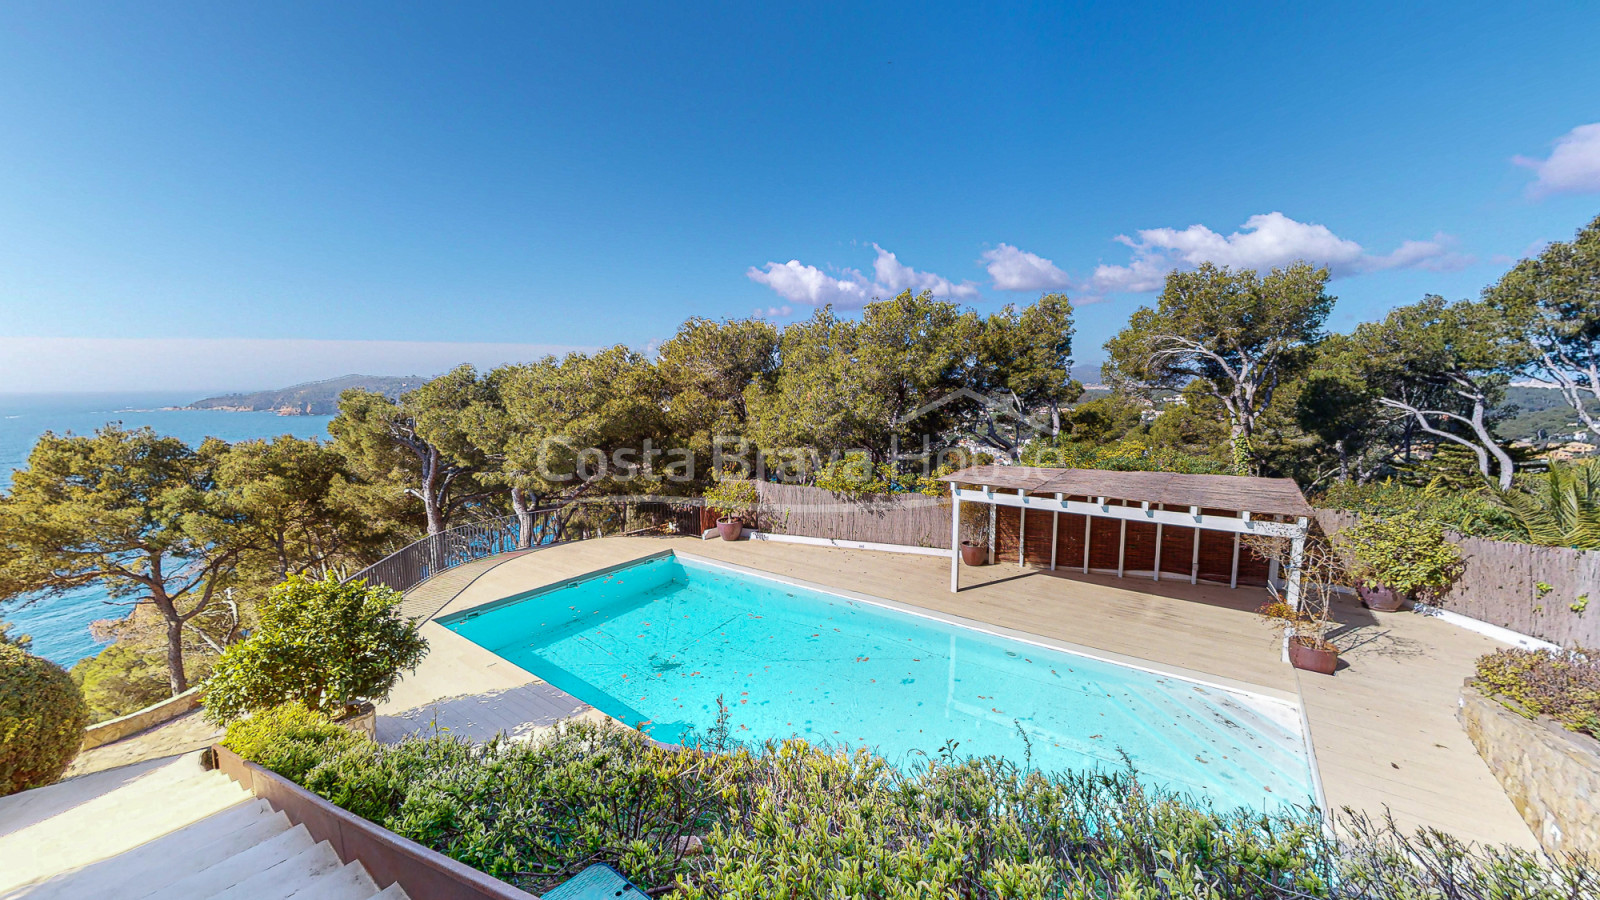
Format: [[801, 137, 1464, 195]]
[[0, 751, 408, 900]]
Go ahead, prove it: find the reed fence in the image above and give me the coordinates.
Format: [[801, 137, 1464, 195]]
[[1315, 509, 1600, 648], [752, 481, 952, 549]]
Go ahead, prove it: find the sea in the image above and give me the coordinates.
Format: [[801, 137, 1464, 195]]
[[0, 393, 335, 668]]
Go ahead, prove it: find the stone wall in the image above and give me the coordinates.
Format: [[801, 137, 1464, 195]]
[[81, 686, 203, 750], [1457, 681, 1600, 859]]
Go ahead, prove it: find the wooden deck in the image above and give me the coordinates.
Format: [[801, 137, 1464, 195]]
[[382, 535, 1537, 849]]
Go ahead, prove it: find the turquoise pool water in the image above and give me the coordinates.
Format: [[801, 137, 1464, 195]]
[[442, 553, 1316, 811]]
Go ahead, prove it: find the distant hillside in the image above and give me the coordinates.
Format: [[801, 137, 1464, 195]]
[[1071, 362, 1106, 387], [1496, 384, 1600, 442], [186, 375, 426, 415]]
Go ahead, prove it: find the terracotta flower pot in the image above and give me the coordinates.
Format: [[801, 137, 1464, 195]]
[[717, 517, 744, 541], [1288, 637, 1339, 675], [960, 541, 988, 566], [1358, 584, 1404, 612]]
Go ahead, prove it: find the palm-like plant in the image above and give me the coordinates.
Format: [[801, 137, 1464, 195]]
[[1493, 459, 1600, 550]]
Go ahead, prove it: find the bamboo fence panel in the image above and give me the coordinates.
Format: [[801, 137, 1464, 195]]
[[753, 481, 953, 549], [1316, 509, 1600, 647]]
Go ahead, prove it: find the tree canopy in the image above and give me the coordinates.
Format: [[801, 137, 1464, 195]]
[[1105, 262, 1334, 470], [1484, 213, 1600, 441], [0, 426, 246, 693]]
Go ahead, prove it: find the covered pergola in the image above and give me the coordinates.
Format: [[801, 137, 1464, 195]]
[[941, 466, 1314, 606]]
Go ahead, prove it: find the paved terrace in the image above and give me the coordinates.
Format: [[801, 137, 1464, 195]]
[[378, 536, 1537, 850]]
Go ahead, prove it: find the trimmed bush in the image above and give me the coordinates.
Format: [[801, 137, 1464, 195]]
[[1475, 647, 1600, 738], [204, 574, 427, 723], [1, 642, 91, 796], [222, 701, 368, 783]]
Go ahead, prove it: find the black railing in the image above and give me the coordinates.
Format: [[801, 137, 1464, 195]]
[[344, 497, 705, 596]]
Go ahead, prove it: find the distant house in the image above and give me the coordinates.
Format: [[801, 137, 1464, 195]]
[[1544, 441, 1598, 462]]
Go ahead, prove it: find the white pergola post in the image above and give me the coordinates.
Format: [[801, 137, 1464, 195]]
[[986, 485, 996, 565], [1151, 503, 1163, 582], [1230, 511, 1248, 589], [1082, 502, 1095, 573], [1049, 493, 1061, 571], [1189, 506, 1201, 585], [949, 482, 961, 593], [1117, 500, 1128, 578], [1017, 488, 1026, 567], [1285, 517, 1309, 609]]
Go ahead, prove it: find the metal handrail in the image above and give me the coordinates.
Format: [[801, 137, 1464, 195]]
[[343, 498, 704, 595]]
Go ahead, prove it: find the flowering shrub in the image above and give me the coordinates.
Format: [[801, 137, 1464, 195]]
[[1474, 647, 1600, 738]]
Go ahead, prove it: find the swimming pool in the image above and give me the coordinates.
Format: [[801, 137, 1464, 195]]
[[441, 552, 1317, 811]]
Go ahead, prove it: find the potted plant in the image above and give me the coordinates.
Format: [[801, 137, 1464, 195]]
[[1245, 533, 1346, 675], [704, 478, 759, 541], [1337, 510, 1464, 612], [202, 575, 428, 727]]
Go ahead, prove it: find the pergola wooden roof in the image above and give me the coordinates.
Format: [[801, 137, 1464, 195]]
[[938, 466, 1314, 519], [939, 465, 1311, 603]]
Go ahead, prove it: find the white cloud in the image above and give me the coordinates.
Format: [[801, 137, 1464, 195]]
[[1514, 123, 1600, 198], [1086, 212, 1474, 294], [0, 337, 589, 393], [980, 244, 1072, 291], [1358, 235, 1474, 273], [747, 245, 977, 308], [868, 244, 980, 298], [745, 259, 872, 307]]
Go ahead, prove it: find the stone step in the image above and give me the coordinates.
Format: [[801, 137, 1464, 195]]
[[204, 840, 343, 900], [3, 752, 422, 900], [17, 800, 286, 900], [0, 764, 253, 893], [287, 861, 380, 900], [148, 824, 316, 900]]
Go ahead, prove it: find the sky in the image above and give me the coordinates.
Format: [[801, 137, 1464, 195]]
[[1, 1, 1598, 393]]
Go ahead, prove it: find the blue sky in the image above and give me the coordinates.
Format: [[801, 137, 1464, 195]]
[[1, 1, 1598, 391]]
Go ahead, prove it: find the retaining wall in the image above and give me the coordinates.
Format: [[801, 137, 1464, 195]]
[[81, 687, 203, 751], [1457, 681, 1600, 860]]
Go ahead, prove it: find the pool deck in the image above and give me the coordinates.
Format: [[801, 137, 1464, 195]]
[[378, 535, 1537, 850]]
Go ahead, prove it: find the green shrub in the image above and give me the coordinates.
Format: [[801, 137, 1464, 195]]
[[235, 718, 1597, 898], [203, 574, 427, 723], [1022, 437, 1230, 474], [221, 701, 367, 783], [702, 478, 759, 519], [0, 642, 91, 796], [1474, 647, 1600, 738], [70, 642, 173, 723], [1314, 478, 1514, 539], [1337, 509, 1465, 603]]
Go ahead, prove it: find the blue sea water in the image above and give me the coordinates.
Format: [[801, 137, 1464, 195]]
[[0, 392, 334, 667], [443, 554, 1316, 812]]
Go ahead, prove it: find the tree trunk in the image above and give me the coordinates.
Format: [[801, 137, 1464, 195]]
[[162, 612, 188, 695], [1466, 398, 1516, 491], [421, 447, 447, 536], [512, 485, 535, 550], [1335, 439, 1350, 483]]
